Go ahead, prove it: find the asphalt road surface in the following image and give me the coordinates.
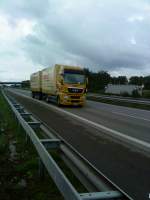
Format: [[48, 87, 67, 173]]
[[6, 88, 150, 200], [88, 93, 150, 105]]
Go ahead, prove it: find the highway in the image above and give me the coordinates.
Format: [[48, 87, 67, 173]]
[[6, 88, 150, 200], [88, 93, 150, 105]]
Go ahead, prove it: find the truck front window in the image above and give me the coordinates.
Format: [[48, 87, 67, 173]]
[[64, 74, 85, 84]]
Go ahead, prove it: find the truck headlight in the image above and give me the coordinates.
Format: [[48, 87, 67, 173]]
[[64, 95, 69, 99]]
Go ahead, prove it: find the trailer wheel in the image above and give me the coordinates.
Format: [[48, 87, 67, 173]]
[[32, 92, 35, 98], [46, 96, 49, 103], [57, 96, 61, 106], [38, 92, 42, 100]]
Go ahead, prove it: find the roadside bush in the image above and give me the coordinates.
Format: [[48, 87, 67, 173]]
[[121, 92, 130, 97], [143, 90, 150, 98], [132, 90, 141, 98]]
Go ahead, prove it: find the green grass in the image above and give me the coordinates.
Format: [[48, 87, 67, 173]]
[[143, 90, 150, 98], [0, 90, 64, 200]]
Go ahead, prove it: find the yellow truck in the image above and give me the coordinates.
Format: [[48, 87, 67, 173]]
[[30, 64, 87, 106]]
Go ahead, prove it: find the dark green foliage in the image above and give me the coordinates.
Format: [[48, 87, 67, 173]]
[[129, 76, 144, 86], [143, 90, 150, 98], [132, 90, 141, 98], [21, 80, 30, 88], [110, 77, 119, 84], [84, 68, 111, 92], [143, 76, 150, 90], [112, 76, 128, 84], [129, 76, 150, 90], [121, 92, 130, 97]]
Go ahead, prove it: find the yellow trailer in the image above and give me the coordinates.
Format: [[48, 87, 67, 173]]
[[30, 64, 87, 106], [30, 71, 42, 99]]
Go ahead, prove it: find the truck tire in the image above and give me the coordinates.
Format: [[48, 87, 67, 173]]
[[57, 96, 61, 106], [38, 92, 42, 100], [32, 92, 35, 98]]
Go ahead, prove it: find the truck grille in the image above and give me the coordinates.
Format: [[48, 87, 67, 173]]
[[71, 100, 80, 103], [68, 88, 83, 93], [71, 96, 80, 99]]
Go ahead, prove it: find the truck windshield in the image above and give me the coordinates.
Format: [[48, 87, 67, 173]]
[[63, 73, 85, 84]]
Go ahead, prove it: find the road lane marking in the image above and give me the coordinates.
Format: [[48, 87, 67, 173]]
[[87, 99, 150, 122], [8, 89, 150, 153], [112, 111, 150, 122], [88, 94, 150, 104]]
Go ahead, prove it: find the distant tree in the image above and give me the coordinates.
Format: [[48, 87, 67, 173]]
[[21, 80, 30, 88], [110, 77, 118, 84], [97, 71, 111, 89], [117, 76, 128, 84], [84, 68, 90, 76], [83, 69, 111, 92], [129, 76, 143, 85], [143, 76, 150, 90], [110, 76, 128, 84]]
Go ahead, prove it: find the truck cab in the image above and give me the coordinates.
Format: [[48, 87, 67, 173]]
[[56, 66, 87, 106]]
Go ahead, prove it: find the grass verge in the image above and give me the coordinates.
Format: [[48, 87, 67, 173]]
[[0, 90, 65, 200]]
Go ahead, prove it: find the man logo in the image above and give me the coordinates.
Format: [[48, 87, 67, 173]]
[[73, 89, 78, 92]]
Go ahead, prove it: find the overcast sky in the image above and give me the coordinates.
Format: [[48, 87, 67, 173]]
[[0, 0, 150, 81]]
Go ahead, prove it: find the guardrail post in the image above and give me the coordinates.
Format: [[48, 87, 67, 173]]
[[16, 107, 24, 113], [16, 115, 21, 132], [25, 132, 29, 143], [38, 158, 45, 180], [20, 113, 32, 120], [28, 122, 41, 130]]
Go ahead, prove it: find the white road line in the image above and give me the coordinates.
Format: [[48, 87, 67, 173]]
[[88, 94, 150, 104], [112, 111, 150, 122], [87, 100, 150, 122], [8, 89, 150, 152]]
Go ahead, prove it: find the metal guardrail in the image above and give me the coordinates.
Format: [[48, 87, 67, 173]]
[[88, 94, 150, 106], [2, 90, 133, 200]]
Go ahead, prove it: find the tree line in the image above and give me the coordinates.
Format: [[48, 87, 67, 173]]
[[84, 68, 150, 92]]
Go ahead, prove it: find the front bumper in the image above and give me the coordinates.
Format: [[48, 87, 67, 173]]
[[60, 93, 86, 106]]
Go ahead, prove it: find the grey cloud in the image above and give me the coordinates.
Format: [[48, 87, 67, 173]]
[[0, 0, 50, 19], [0, 70, 7, 73], [23, 32, 88, 67], [1, 0, 150, 75]]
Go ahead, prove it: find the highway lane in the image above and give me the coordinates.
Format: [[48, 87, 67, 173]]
[[11, 88, 150, 144], [11, 88, 150, 119], [64, 101, 150, 144], [6, 88, 150, 200], [88, 93, 150, 105]]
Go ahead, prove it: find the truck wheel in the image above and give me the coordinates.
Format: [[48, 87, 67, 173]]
[[46, 96, 49, 103], [39, 92, 42, 100], [32, 92, 35, 98], [57, 96, 61, 106]]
